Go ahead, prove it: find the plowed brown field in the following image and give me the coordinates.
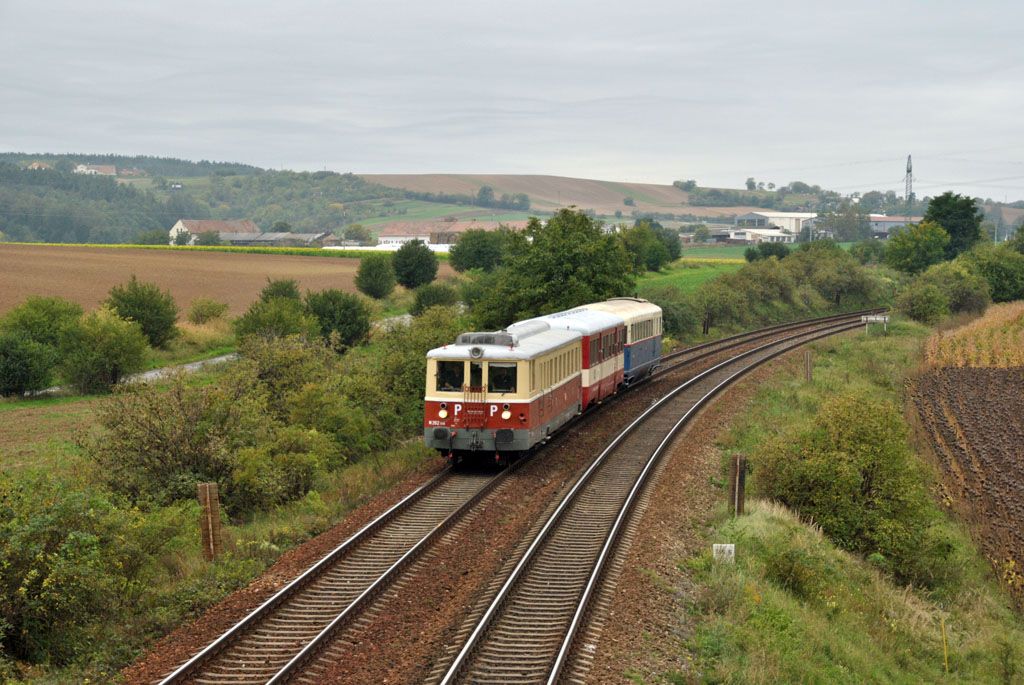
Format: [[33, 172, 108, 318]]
[[912, 367, 1024, 601], [0, 244, 452, 315]]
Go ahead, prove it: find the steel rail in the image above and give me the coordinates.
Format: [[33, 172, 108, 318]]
[[157, 466, 455, 683], [438, 318, 861, 684], [545, 319, 864, 683]]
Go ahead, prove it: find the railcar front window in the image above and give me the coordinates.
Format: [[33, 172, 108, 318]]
[[436, 361, 464, 392], [469, 361, 483, 388], [488, 363, 517, 393]]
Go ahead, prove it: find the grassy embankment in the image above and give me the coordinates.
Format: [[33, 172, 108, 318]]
[[0, 363, 435, 683], [675, 320, 1024, 684]]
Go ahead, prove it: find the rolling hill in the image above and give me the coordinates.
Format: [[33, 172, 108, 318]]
[[360, 173, 764, 218]]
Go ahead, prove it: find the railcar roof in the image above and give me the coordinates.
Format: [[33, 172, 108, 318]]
[[427, 328, 581, 361], [583, 298, 662, 322], [509, 307, 623, 336]]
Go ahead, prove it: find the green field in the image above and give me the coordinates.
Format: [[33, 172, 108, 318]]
[[637, 260, 744, 294]]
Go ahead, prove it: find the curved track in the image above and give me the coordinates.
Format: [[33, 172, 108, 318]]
[[155, 310, 877, 684], [438, 318, 863, 685]]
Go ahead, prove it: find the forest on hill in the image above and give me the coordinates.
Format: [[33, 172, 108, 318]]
[[0, 159, 404, 243]]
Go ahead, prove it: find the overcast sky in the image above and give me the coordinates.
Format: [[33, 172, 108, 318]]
[[2, 1, 1022, 199]]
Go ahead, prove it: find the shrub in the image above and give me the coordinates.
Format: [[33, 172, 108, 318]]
[[60, 307, 148, 393], [392, 240, 438, 289], [0, 296, 82, 348], [187, 297, 230, 324], [959, 244, 1024, 303], [304, 289, 371, 349], [849, 239, 886, 265], [259, 278, 301, 303], [355, 253, 396, 299], [234, 334, 337, 419], [89, 372, 274, 508], [0, 331, 56, 396], [0, 473, 177, 664], [917, 262, 990, 315], [411, 283, 459, 315], [754, 393, 943, 586], [106, 275, 179, 347], [896, 282, 950, 324], [233, 297, 320, 340], [227, 427, 333, 514], [643, 285, 700, 338], [744, 242, 791, 262], [194, 231, 221, 246]]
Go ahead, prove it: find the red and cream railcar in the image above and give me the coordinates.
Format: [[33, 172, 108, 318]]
[[424, 327, 583, 458]]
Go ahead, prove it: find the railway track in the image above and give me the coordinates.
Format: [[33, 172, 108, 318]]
[[438, 317, 864, 685], [155, 310, 877, 684]]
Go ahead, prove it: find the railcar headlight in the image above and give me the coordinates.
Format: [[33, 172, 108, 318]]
[[501, 410, 511, 420], [438, 408, 448, 419]]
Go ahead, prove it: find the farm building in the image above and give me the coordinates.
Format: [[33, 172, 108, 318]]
[[169, 219, 260, 244], [728, 227, 795, 244], [219, 232, 330, 247], [867, 214, 922, 239], [74, 164, 117, 176], [735, 211, 818, 236], [376, 220, 529, 247]]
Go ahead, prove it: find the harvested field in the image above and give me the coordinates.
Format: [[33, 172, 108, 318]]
[[361, 173, 763, 217], [0, 244, 454, 315], [926, 302, 1024, 368], [912, 367, 1024, 603]]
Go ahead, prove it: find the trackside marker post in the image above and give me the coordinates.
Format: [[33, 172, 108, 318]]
[[728, 455, 746, 516], [198, 482, 223, 561]]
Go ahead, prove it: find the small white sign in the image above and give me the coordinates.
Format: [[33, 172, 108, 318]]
[[861, 315, 889, 323], [713, 543, 735, 563]]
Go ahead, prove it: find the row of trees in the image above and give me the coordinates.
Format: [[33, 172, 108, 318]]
[[402, 185, 530, 211]]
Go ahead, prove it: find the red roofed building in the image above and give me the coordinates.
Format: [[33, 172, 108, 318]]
[[376, 220, 529, 246], [168, 219, 261, 245]]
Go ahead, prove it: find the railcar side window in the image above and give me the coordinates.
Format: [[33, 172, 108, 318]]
[[469, 361, 483, 388], [436, 361, 464, 392], [488, 363, 517, 393]]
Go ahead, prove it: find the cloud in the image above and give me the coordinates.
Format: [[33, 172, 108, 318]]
[[1, 0, 1022, 198]]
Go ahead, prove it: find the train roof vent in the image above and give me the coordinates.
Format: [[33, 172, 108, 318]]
[[456, 332, 517, 347]]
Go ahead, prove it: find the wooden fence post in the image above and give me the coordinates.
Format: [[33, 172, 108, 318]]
[[198, 482, 223, 561], [804, 349, 813, 382], [728, 455, 746, 516]]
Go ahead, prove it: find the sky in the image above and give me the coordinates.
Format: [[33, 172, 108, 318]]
[[2, 0, 1023, 200]]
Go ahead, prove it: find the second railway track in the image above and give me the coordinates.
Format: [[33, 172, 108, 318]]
[[154, 310, 877, 684], [438, 316, 864, 685]]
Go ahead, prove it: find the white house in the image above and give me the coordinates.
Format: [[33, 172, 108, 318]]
[[168, 219, 261, 244], [735, 211, 818, 236]]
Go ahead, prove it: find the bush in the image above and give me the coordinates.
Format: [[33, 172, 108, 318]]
[[187, 297, 231, 324], [917, 262, 990, 315], [234, 297, 320, 340], [60, 307, 148, 393], [392, 240, 438, 289], [0, 296, 82, 348], [0, 331, 56, 396], [959, 244, 1024, 303], [744, 242, 791, 262], [896, 282, 950, 324], [355, 253, 396, 299], [228, 427, 333, 513], [754, 393, 943, 587], [259, 278, 301, 303], [411, 283, 459, 315], [849, 239, 886, 265], [0, 473, 177, 664], [106, 275, 179, 347], [304, 289, 371, 349], [643, 285, 700, 338]]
